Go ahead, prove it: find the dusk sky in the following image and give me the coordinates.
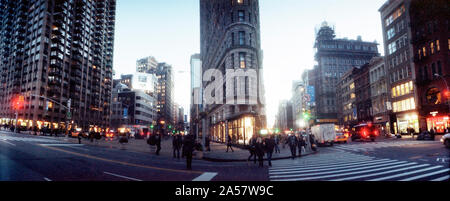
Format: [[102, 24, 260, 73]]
[[113, 0, 387, 127]]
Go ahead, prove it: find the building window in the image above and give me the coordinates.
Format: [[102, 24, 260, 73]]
[[238, 11, 244, 22], [239, 52, 246, 68], [239, 31, 245, 45], [437, 61, 442, 76], [231, 32, 235, 45], [431, 42, 435, 54], [237, 0, 243, 4]]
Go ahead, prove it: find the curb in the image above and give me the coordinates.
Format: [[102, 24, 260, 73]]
[[202, 150, 319, 162]]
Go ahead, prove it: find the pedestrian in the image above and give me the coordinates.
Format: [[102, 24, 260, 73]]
[[155, 133, 162, 155], [33, 126, 38, 135], [285, 133, 298, 159], [226, 134, 234, 152], [255, 136, 265, 167], [247, 135, 257, 164], [298, 135, 305, 157], [264, 135, 275, 167], [274, 134, 280, 154], [309, 134, 317, 152], [182, 134, 195, 170], [205, 135, 211, 151], [173, 134, 182, 159]]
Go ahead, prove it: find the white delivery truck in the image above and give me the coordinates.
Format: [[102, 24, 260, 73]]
[[311, 124, 336, 146]]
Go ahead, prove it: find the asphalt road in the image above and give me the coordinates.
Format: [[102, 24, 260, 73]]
[[0, 130, 267, 181]]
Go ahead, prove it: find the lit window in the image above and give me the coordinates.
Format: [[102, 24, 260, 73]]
[[392, 87, 396, 97], [239, 52, 246, 68], [431, 42, 435, 54], [436, 40, 440, 51], [422, 47, 426, 56], [237, 0, 243, 4]]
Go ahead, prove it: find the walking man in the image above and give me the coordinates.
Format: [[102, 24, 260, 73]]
[[297, 134, 305, 157], [248, 135, 257, 164], [255, 136, 265, 167], [274, 134, 280, 154], [173, 134, 182, 158], [182, 134, 195, 170], [285, 133, 298, 159], [264, 135, 276, 167], [155, 132, 162, 155], [226, 134, 234, 152]]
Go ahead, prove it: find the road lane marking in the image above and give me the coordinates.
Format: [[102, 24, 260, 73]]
[[431, 175, 450, 181], [369, 166, 442, 181], [331, 164, 431, 181], [0, 139, 16, 146], [192, 172, 218, 181], [103, 172, 143, 181], [270, 160, 403, 176], [44, 177, 52, 181], [40, 144, 85, 147], [39, 144, 204, 174], [400, 169, 450, 181], [272, 162, 417, 181], [270, 159, 392, 172]]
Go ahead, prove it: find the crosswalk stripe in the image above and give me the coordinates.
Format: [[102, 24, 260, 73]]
[[399, 169, 450, 181], [270, 158, 377, 169], [270, 159, 394, 173], [270, 161, 408, 179], [431, 175, 450, 181], [368, 166, 442, 181], [272, 162, 417, 181], [331, 164, 431, 181]]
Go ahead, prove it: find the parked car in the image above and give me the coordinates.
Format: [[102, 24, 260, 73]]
[[69, 128, 83, 138], [440, 134, 450, 148], [417, 131, 434, 141]]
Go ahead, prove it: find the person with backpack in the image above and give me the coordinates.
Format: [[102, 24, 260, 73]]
[[182, 134, 195, 170], [247, 135, 257, 164], [285, 133, 298, 159], [264, 135, 276, 167], [173, 134, 182, 159]]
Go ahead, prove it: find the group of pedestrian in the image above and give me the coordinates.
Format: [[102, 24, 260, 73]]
[[285, 133, 308, 160], [247, 135, 279, 167]]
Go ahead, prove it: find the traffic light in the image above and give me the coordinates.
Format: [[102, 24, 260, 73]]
[[303, 112, 310, 120], [150, 124, 154, 129]]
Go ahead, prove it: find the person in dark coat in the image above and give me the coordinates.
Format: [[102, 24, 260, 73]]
[[247, 135, 257, 164], [226, 135, 234, 152], [297, 135, 305, 157], [182, 134, 195, 170], [264, 135, 276, 167], [205, 135, 211, 151], [173, 134, 182, 158], [285, 134, 298, 159], [155, 133, 162, 155], [255, 137, 265, 167]]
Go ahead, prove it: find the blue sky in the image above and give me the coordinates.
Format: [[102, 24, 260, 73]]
[[113, 0, 387, 127]]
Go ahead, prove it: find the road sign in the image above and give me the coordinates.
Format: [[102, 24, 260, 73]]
[[123, 108, 128, 119]]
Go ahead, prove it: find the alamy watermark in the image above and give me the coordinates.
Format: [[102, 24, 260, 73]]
[[192, 69, 265, 105]]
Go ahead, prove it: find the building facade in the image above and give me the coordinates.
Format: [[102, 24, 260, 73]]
[[200, 0, 266, 144], [312, 22, 379, 125], [0, 0, 116, 131], [275, 100, 294, 132], [369, 57, 390, 132], [291, 80, 306, 130], [410, 0, 449, 133], [190, 54, 203, 139], [380, 0, 418, 134], [337, 67, 357, 127], [136, 56, 158, 74], [354, 63, 373, 124], [156, 62, 174, 128]]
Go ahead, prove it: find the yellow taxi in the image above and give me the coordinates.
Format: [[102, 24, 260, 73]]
[[335, 129, 350, 143]]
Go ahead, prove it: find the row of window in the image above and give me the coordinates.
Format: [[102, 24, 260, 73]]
[[418, 60, 443, 81], [385, 5, 405, 27], [417, 39, 445, 59], [392, 97, 415, 113], [391, 81, 414, 98], [386, 20, 405, 40], [387, 34, 407, 55]]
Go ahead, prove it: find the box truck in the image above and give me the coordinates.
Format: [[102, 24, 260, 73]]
[[311, 124, 336, 146]]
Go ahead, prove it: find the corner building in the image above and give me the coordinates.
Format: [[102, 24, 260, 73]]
[[0, 0, 116, 131], [200, 0, 266, 144]]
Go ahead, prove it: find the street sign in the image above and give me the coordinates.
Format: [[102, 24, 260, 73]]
[[123, 108, 128, 119]]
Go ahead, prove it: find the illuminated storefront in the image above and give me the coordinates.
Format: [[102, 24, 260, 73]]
[[426, 115, 449, 133], [396, 113, 419, 134], [211, 116, 255, 145]]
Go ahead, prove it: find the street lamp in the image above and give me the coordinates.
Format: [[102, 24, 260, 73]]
[[434, 74, 450, 113]]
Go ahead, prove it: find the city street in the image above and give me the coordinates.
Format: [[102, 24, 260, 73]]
[[0, 130, 448, 181]]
